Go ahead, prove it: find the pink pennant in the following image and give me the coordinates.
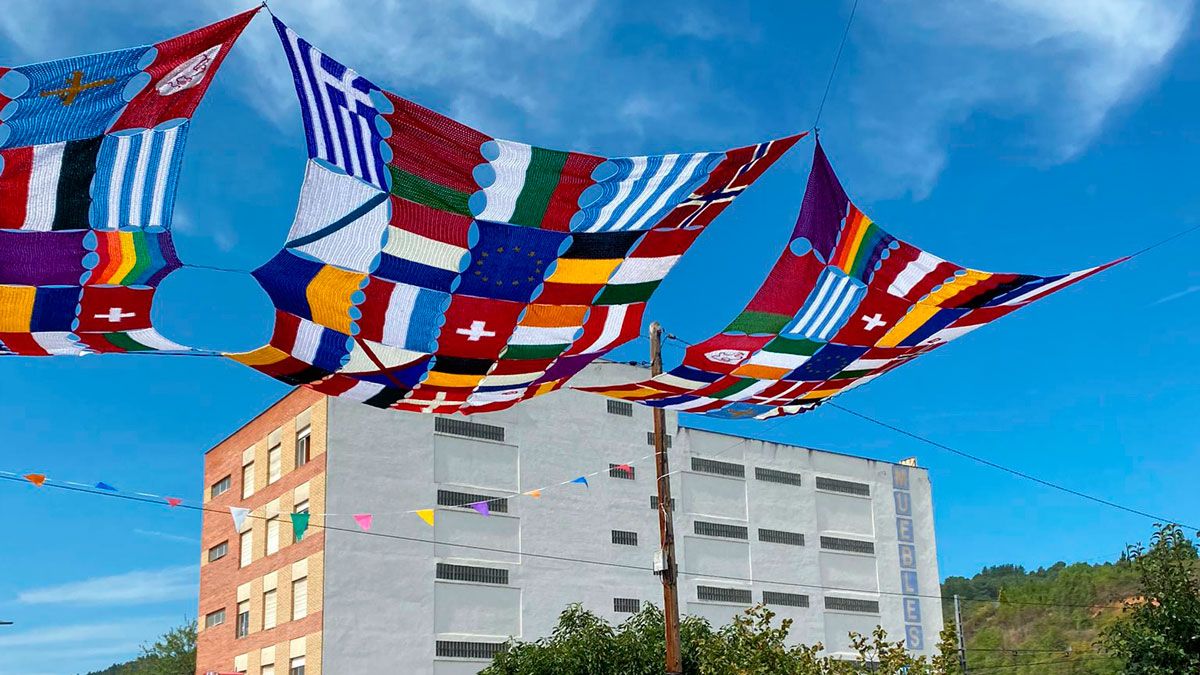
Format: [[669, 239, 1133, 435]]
[[615, 464, 633, 475], [165, 497, 183, 508], [471, 501, 490, 516], [353, 513, 373, 531]]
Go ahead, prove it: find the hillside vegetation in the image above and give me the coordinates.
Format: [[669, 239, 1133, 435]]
[[943, 560, 1139, 673]]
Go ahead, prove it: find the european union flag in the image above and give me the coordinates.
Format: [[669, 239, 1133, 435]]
[[457, 220, 568, 302], [787, 343, 868, 381]]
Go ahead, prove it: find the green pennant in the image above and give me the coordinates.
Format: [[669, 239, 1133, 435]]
[[291, 512, 311, 542]]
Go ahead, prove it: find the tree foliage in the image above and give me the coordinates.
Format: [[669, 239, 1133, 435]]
[[482, 603, 963, 675], [1100, 523, 1200, 674]]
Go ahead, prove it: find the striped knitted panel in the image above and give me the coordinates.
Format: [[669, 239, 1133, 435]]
[[382, 91, 490, 207], [286, 160, 390, 273]]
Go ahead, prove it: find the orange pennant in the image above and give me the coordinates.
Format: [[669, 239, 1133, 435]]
[[525, 489, 542, 499], [24, 474, 46, 487]]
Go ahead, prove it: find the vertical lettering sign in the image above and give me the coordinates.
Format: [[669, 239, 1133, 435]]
[[892, 465, 924, 650]]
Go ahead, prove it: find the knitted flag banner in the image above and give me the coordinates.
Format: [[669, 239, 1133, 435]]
[[229, 17, 803, 414], [576, 141, 1125, 419], [0, 9, 256, 356]]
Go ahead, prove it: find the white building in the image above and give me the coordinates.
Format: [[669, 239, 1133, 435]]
[[197, 363, 942, 675]]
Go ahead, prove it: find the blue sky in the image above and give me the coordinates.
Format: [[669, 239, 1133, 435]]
[[1, 0, 1198, 672]]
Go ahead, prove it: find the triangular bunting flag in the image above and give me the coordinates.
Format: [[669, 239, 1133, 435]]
[[165, 497, 183, 508], [471, 501, 490, 516], [415, 509, 434, 527], [571, 476, 589, 488], [291, 512, 311, 542], [353, 513, 374, 531], [525, 489, 542, 499], [95, 482, 117, 491], [230, 506, 250, 531], [24, 474, 46, 487]]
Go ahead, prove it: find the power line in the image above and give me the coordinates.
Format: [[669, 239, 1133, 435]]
[[813, 0, 861, 130], [969, 655, 1117, 672], [0, 474, 1137, 611], [829, 403, 1199, 531], [654, 334, 1197, 531]]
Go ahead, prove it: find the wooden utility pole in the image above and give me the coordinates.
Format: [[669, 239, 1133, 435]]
[[650, 322, 683, 675], [954, 594, 969, 673]]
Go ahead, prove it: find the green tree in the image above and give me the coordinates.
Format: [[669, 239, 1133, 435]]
[[483, 603, 959, 675], [1101, 523, 1200, 673]]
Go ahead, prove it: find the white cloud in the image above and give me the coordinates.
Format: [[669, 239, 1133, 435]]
[[0, 617, 174, 675], [133, 528, 201, 545], [1152, 283, 1200, 305], [16, 566, 195, 606], [847, 0, 1194, 198]]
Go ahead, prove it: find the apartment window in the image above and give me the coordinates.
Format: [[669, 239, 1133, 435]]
[[646, 432, 672, 448], [614, 598, 640, 613], [239, 530, 253, 568], [755, 467, 803, 486], [609, 463, 635, 480], [236, 600, 249, 638], [268, 445, 282, 484], [289, 657, 305, 675], [242, 462, 255, 499], [295, 426, 311, 467], [607, 400, 633, 417], [204, 608, 225, 628], [611, 530, 638, 546], [694, 520, 749, 540], [208, 541, 228, 562], [820, 536, 875, 555], [697, 586, 752, 604], [758, 529, 805, 546], [266, 517, 280, 556], [691, 457, 745, 478], [263, 588, 277, 630], [436, 641, 508, 659], [210, 475, 231, 498], [763, 591, 810, 608], [824, 596, 880, 614], [436, 563, 509, 585], [293, 577, 308, 620], [294, 499, 309, 515], [814, 476, 870, 496], [261, 666, 275, 675], [434, 416, 505, 442], [437, 489, 508, 514], [650, 496, 676, 510]]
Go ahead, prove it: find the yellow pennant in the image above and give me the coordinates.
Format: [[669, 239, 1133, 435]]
[[415, 509, 435, 527]]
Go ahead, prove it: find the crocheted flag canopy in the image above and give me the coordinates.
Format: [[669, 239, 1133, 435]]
[[228, 17, 804, 414], [575, 141, 1125, 419], [0, 9, 256, 355]]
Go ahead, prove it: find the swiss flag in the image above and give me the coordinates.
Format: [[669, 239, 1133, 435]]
[[437, 295, 523, 359], [830, 286, 914, 347], [76, 286, 154, 332]]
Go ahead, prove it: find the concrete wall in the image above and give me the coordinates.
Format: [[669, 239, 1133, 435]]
[[321, 362, 943, 673]]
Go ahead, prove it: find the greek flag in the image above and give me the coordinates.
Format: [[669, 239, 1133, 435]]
[[91, 125, 187, 230], [575, 152, 721, 232], [274, 18, 387, 191], [784, 267, 867, 341]]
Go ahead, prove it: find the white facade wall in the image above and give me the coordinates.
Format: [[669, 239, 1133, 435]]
[[320, 363, 942, 674]]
